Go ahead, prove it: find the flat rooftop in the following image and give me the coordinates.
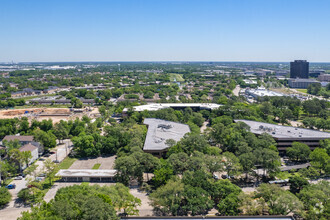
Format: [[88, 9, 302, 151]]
[[246, 87, 284, 97], [235, 119, 330, 140], [56, 169, 117, 177], [143, 118, 190, 151], [123, 103, 222, 112]]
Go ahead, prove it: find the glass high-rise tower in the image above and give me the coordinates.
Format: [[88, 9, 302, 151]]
[[290, 60, 309, 79]]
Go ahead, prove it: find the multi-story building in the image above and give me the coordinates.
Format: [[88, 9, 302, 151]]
[[290, 60, 309, 79], [288, 78, 319, 89], [235, 120, 330, 151], [318, 74, 330, 82]]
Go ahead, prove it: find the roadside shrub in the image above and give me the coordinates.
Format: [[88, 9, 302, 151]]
[[0, 187, 12, 207]]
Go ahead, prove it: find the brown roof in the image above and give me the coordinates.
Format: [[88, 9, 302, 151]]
[[3, 135, 34, 142], [19, 144, 38, 152]]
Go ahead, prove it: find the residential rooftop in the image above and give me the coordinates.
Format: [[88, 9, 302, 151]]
[[2, 135, 34, 142], [143, 118, 190, 151], [123, 103, 222, 112], [19, 143, 38, 152], [235, 119, 330, 140]]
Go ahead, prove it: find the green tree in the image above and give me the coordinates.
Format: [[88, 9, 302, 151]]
[[239, 152, 256, 179], [34, 129, 57, 151], [152, 159, 174, 187], [254, 148, 281, 177], [21, 151, 32, 168], [150, 179, 185, 216], [222, 152, 242, 177], [9, 148, 24, 173], [298, 181, 329, 220], [255, 183, 303, 216], [53, 121, 69, 143], [72, 135, 100, 157], [168, 152, 189, 174], [210, 179, 241, 204], [43, 159, 58, 185], [287, 142, 311, 162], [217, 193, 240, 216], [309, 148, 330, 173], [182, 186, 214, 216], [289, 175, 309, 194], [0, 187, 11, 207]]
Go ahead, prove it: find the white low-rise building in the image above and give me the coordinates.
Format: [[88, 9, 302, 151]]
[[56, 169, 117, 182], [123, 103, 222, 113], [245, 87, 284, 98]]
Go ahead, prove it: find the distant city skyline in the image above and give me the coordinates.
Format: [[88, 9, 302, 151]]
[[1, 0, 330, 62]]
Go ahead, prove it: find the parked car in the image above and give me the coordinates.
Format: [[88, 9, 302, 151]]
[[53, 160, 60, 163], [35, 177, 44, 182], [213, 174, 219, 180], [38, 173, 46, 177], [221, 174, 234, 179], [44, 153, 51, 157], [14, 176, 23, 180], [5, 184, 16, 189], [49, 151, 56, 154]]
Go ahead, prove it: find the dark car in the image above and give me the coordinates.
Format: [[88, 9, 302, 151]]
[[44, 153, 51, 157], [5, 184, 16, 189]]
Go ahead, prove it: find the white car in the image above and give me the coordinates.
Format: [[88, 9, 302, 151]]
[[14, 176, 23, 180]]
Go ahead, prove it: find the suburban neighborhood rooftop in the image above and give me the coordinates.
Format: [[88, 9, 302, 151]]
[[19, 143, 38, 152], [2, 135, 34, 142]]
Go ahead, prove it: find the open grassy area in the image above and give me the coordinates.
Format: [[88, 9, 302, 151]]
[[296, 89, 307, 93], [58, 157, 77, 169], [170, 73, 184, 82], [92, 163, 101, 169]]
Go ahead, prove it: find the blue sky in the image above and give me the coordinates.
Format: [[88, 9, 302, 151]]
[[1, 0, 330, 62]]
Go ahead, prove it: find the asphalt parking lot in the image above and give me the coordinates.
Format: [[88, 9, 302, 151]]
[[69, 155, 116, 169]]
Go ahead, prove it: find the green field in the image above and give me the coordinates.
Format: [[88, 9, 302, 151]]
[[170, 73, 184, 82], [92, 163, 101, 169], [296, 89, 307, 93], [58, 157, 77, 169]]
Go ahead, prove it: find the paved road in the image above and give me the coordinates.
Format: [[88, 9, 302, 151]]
[[233, 85, 241, 96], [0, 139, 73, 220]]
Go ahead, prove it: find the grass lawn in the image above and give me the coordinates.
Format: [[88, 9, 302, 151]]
[[92, 163, 101, 169], [296, 89, 307, 93], [170, 73, 184, 82], [58, 157, 77, 169]]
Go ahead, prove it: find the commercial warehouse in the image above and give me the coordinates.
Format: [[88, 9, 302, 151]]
[[143, 118, 190, 157], [56, 169, 117, 182], [235, 119, 330, 150]]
